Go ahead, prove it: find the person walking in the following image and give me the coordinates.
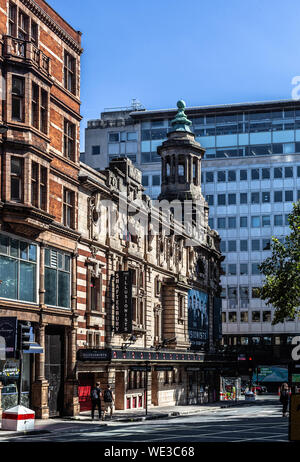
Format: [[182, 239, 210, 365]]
[[279, 383, 290, 417], [90, 381, 102, 420], [102, 384, 114, 420]]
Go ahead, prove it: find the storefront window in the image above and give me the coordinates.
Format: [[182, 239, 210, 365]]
[[0, 234, 37, 303], [0, 356, 30, 410]]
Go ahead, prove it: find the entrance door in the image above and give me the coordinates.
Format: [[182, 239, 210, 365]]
[[188, 372, 198, 404], [45, 327, 64, 417], [78, 374, 94, 412]]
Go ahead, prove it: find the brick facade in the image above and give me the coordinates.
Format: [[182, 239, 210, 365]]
[[0, 0, 82, 418]]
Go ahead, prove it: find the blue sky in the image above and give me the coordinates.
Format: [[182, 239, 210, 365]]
[[48, 0, 300, 150]]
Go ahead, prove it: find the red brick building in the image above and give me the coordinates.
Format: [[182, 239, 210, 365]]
[[0, 0, 82, 418]]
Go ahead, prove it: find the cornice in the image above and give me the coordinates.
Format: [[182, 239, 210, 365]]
[[20, 0, 83, 55]]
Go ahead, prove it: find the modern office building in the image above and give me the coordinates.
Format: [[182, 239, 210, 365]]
[[84, 99, 300, 360]]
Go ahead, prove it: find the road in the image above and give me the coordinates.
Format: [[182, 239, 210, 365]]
[[0, 401, 290, 443]]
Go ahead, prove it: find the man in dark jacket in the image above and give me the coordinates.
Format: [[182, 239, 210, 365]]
[[102, 385, 114, 420], [90, 382, 102, 420]]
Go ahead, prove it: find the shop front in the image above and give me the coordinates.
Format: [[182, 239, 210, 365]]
[[76, 347, 220, 411]]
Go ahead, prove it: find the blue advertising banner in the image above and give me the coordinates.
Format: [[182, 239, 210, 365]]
[[188, 289, 208, 349]]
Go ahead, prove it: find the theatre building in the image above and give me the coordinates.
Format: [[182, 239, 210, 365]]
[[76, 101, 224, 411], [0, 0, 82, 418]]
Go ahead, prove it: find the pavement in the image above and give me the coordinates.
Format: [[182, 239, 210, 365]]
[[0, 394, 280, 439]]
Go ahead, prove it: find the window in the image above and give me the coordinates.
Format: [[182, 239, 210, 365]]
[[251, 240, 260, 251], [228, 194, 236, 205], [297, 166, 300, 178], [228, 217, 236, 229], [285, 214, 290, 226], [40, 90, 48, 134], [0, 234, 37, 303], [32, 83, 39, 129], [240, 217, 248, 228], [10, 157, 23, 201], [64, 51, 76, 94], [263, 311, 271, 323], [228, 170, 236, 182], [240, 240, 248, 251], [228, 241, 236, 252], [109, 133, 119, 142], [217, 217, 226, 229], [240, 170, 247, 181], [31, 162, 47, 211], [64, 120, 76, 161], [285, 190, 293, 202], [261, 168, 270, 179], [240, 193, 247, 204], [152, 175, 160, 186], [142, 175, 149, 187], [228, 312, 237, 323], [12, 76, 25, 121], [274, 167, 283, 178], [8, 3, 17, 36], [251, 216, 260, 228], [63, 188, 75, 228], [252, 263, 260, 275], [252, 311, 261, 322], [45, 247, 71, 308], [262, 239, 271, 250], [240, 312, 248, 323], [285, 166, 293, 178], [217, 194, 225, 206], [217, 171, 226, 182], [274, 215, 283, 226], [274, 191, 283, 202], [208, 218, 214, 229], [251, 192, 260, 204], [228, 264, 236, 276], [220, 241, 226, 252], [240, 263, 248, 275], [251, 169, 260, 180], [228, 287, 237, 299], [90, 275, 102, 312], [206, 172, 214, 182], [31, 20, 38, 44], [252, 287, 261, 298], [262, 191, 270, 203], [18, 9, 29, 40], [206, 195, 214, 206], [262, 215, 270, 227], [92, 146, 100, 155]]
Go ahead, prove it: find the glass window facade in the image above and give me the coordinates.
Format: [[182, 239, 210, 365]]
[[0, 234, 37, 303], [45, 248, 71, 308]]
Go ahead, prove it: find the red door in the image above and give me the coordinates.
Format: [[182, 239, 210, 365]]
[[78, 374, 94, 412]]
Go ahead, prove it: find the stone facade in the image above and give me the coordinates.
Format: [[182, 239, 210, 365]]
[[0, 0, 82, 418], [76, 104, 224, 411]]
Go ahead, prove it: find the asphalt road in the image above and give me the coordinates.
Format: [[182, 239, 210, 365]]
[[1, 401, 290, 443]]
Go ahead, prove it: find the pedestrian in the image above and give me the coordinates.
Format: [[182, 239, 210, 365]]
[[279, 382, 289, 417], [90, 381, 102, 420], [102, 384, 114, 420]]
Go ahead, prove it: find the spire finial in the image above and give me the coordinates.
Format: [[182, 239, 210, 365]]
[[170, 100, 192, 132]]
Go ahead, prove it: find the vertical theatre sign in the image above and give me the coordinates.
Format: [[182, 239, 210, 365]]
[[115, 270, 133, 333]]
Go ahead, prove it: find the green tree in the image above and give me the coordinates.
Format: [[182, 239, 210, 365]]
[[259, 201, 300, 325]]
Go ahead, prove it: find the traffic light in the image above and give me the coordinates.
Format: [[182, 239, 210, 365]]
[[19, 323, 31, 351]]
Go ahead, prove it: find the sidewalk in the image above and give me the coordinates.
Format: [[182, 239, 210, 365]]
[[0, 394, 279, 439]]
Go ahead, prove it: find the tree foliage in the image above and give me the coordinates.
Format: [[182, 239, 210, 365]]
[[259, 201, 300, 325]]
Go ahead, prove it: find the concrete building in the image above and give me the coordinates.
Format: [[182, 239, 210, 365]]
[[76, 102, 224, 411], [0, 0, 82, 418], [83, 99, 300, 360]]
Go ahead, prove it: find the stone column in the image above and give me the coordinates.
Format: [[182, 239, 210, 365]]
[[189, 157, 193, 185], [64, 317, 80, 416], [162, 158, 166, 185], [185, 157, 189, 183], [170, 156, 175, 183], [174, 155, 179, 184], [32, 322, 49, 419]]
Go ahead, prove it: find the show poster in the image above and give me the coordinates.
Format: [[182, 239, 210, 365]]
[[188, 289, 208, 349]]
